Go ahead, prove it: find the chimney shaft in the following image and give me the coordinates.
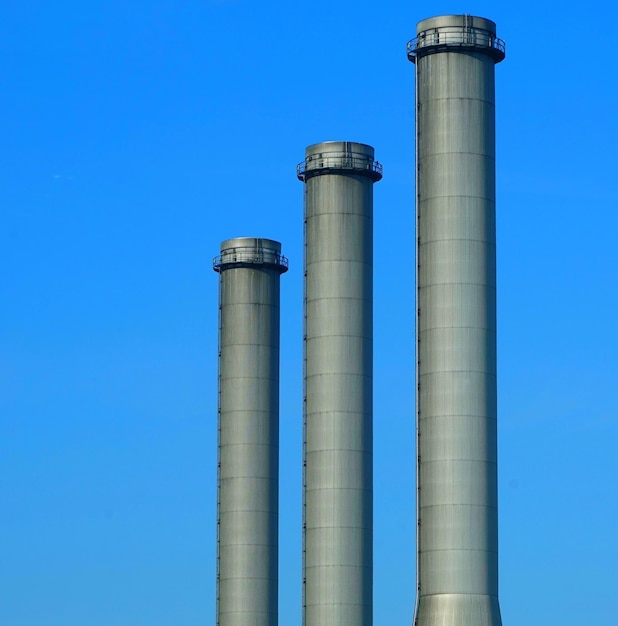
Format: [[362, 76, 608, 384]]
[[298, 141, 382, 626], [408, 15, 505, 626], [214, 237, 288, 626]]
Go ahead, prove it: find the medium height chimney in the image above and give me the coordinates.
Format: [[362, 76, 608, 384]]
[[298, 141, 382, 626]]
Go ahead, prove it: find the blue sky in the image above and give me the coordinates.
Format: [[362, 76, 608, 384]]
[[2, 1, 617, 625]]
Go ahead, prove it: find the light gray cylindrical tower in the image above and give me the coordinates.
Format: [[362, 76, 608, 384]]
[[407, 15, 506, 626], [213, 237, 288, 626], [297, 141, 382, 626]]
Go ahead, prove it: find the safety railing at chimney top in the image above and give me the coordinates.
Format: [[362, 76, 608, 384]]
[[212, 247, 289, 272], [407, 26, 506, 59], [297, 154, 383, 180]]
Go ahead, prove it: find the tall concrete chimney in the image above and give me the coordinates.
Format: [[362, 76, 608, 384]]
[[297, 141, 382, 626], [407, 15, 506, 626], [213, 237, 288, 626]]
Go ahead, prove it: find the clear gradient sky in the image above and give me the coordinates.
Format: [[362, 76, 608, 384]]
[[2, 1, 617, 625]]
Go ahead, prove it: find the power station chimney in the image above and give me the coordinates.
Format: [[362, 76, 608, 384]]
[[297, 141, 382, 626], [213, 237, 288, 626], [408, 15, 506, 626]]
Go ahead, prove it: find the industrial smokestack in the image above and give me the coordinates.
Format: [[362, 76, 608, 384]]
[[407, 15, 505, 626], [297, 141, 382, 626], [213, 237, 288, 626]]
